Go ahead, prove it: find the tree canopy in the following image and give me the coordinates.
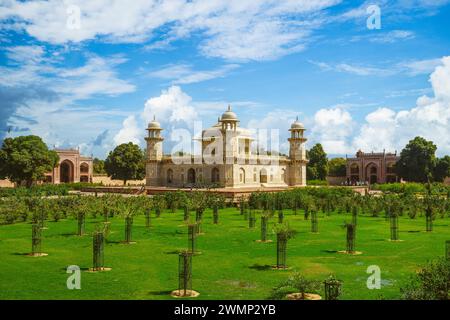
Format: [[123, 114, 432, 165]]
[[104, 143, 145, 185], [328, 157, 346, 177], [307, 143, 328, 180], [93, 158, 106, 175], [396, 137, 437, 182], [433, 156, 450, 182], [0, 135, 59, 187]]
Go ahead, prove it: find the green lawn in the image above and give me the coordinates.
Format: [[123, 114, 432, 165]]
[[0, 208, 448, 300]]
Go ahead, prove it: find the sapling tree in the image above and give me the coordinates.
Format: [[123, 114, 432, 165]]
[[278, 209, 284, 224], [92, 231, 104, 271], [120, 201, 137, 244], [260, 214, 269, 242], [270, 273, 321, 300], [248, 210, 256, 228], [323, 275, 342, 300], [188, 223, 197, 254], [304, 204, 310, 220], [145, 208, 152, 228], [76, 208, 86, 236], [124, 214, 134, 243], [178, 250, 194, 297], [345, 223, 356, 254], [213, 205, 219, 224], [311, 210, 318, 233], [390, 212, 399, 241], [274, 224, 296, 269], [183, 205, 190, 222], [31, 223, 43, 256]]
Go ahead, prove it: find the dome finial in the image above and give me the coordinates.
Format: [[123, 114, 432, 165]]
[[153, 115, 156, 121], [296, 116, 298, 121], [227, 104, 231, 111]]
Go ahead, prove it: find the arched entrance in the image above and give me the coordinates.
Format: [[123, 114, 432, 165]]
[[366, 163, 378, 184], [60, 160, 74, 183], [167, 169, 173, 184], [350, 163, 359, 185], [211, 167, 220, 183], [187, 168, 196, 184], [260, 168, 268, 184], [239, 168, 245, 184]]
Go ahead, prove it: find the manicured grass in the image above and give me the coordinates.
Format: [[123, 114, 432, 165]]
[[0, 208, 448, 300]]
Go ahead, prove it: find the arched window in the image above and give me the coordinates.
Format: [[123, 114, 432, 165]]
[[386, 162, 395, 174], [281, 169, 286, 183], [211, 167, 220, 183], [167, 169, 173, 184], [187, 168, 196, 184], [260, 168, 268, 184], [80, 163, 89, 174], [239, 168, 245, 183], [350, 163, 359, 174]]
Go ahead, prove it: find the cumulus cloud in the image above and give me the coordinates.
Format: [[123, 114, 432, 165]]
[[142, 86, 198, 126], [1, 45, 135, 155], [351, 57, 450, 155], [310, 56, 450, 156], [113, 115, 141, 146], [310, 107, 354, 154]]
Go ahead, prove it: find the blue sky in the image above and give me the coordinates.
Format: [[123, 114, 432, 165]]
[[0, 0, 449, 158]]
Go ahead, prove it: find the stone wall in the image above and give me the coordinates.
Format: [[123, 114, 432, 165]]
[[0, 179, 14, 188], [92, 175, 145, 186], [326, 176, 347, 186]]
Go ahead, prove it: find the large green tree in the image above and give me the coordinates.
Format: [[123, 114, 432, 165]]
[[306, 143, 328, 180], [433, 156, 450, 182], [104, 143, 145, 185], [396, 137, 437, 182], [0, 135, 59, 187], [328, 157, 347, 177], [93, 158, 106, 175]]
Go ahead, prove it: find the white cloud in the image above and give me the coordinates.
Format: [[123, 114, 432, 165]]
[[369, 30, 415, 43], [148, 64, 239, 84], [0, 0, 340, 61], [399, 58, 443, 76], [310, 60, 392, 76], [309, 57, 450, 156], [350, 56, 450, 155], [310, 58, 445, 77], [142, 86, 198, 126], [310, 107, 354, 154], [1, 45, 135, 156], [113, 115, 141, 146]]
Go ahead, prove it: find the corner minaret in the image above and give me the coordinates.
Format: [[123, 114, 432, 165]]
[[288, 117, 308, 186], [145, 116, 163, 186]]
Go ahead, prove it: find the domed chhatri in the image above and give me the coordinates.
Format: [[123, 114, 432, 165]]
[[147, 115, 162, 130], [220, 105, 239, 121], [290, 116, 305, 130]]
